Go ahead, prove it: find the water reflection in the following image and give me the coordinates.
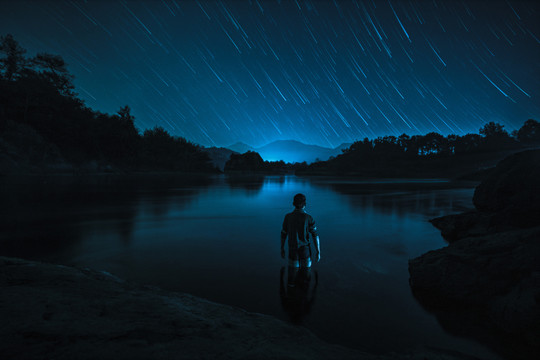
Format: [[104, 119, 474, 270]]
[[279, 266, 318, 324], [0, 174, 214, 260], [225, 174, 264, 195], [322, 180, 475, 218]]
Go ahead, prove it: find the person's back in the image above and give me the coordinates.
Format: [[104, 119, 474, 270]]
[[281, 193, 320, 268]]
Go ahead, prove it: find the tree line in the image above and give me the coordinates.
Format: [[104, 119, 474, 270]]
[[341, 120, 539, 158], [0, 34, 214, 173], [299, 118, 540, 176]]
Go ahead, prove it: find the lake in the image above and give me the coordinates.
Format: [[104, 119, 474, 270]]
[[0, 174, 501, 359]]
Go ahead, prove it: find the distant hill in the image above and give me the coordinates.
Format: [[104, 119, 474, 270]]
[[202, 147, 238, 171], [255, 140, 342, 163], [226, 142, 253, 154], [224, 140, 348, 164]]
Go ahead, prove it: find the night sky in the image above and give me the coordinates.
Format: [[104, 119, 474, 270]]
[[1, 0, 538, 148]]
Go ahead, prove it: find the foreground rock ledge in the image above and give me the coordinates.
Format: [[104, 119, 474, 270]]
[[408, 226, 540, 360], [2, 257, 474, 360], [1, 256, 365, 360]]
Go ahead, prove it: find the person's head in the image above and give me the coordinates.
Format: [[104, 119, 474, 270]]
[[293, 193, 306, 209]]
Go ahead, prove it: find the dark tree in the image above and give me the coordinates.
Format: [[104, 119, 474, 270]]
[[224, 151, 265, 172], [0, 35, 216, 174], [517, 119, 540, 144], [118, 105, 135, 126], [446, 134, 458, 154], [140, 126, 213, 172], [421, 132, 446, 155], [397, 133, 411, 153], [92, 106, 140, 167], [454, 133, 482, 154], [31, 53, 75, 96], [373, 136, 401, 156], [0, 34, 27, 81], [142, 126, 177, 169], [479, 122, 515, 150], [479, 122, 508, 138]]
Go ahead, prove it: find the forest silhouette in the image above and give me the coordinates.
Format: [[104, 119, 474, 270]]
[[0, 34, 215, 173], [1, 34, 539, 175], [296, 118, 540, 177]]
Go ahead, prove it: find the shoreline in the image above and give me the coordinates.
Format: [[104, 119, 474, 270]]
[[0, 256, 366, 360], [1, 256, 480, 360]]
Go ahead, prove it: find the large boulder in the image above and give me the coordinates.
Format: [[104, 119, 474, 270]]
[[473, 149, 540, 227], [409, 149, 540, 359], [409, 226, 540, 313], [429, 211, 491, 243], [408, 226, 540, 359], [430, 149, 540, 242]]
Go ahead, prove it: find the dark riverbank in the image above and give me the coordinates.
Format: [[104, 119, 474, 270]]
[[0, 256, 481, 360], [0, 256, 364, 360]]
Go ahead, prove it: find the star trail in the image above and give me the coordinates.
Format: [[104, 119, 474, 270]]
[[1, 0, 538, 148]]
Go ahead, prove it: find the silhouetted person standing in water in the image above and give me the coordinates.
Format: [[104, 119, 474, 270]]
[[280, 193, 320, 322], [281, 193, 320, 267]]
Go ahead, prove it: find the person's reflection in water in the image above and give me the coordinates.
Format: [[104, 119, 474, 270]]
[[280, 266, 318, 324]]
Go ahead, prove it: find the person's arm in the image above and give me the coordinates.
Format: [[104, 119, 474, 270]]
[[308, 216, 320, 262], [313, 235, 320, 262], [280, 215, 288, 259]]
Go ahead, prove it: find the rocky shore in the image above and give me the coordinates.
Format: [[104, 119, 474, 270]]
[[1, 256, 479, 360], [0, 256, 366, 360], [409, 150, 540, 360]]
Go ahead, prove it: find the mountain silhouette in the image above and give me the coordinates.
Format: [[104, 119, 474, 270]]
[[224, 140, 346, 164], [226, 142, 253, 154]]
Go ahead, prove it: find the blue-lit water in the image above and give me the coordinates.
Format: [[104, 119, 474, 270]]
[[0, 174, 500, 358]]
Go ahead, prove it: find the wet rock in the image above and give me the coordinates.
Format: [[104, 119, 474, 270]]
[[409, 149, 540, 359], [409, 226, 540, 307], [431, 149, 540, 243], [409, 226, 540, 359], [429, 211, 492, 243]]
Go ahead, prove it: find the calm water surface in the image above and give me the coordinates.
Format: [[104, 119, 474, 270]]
[[0, 174, 501, 359]]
